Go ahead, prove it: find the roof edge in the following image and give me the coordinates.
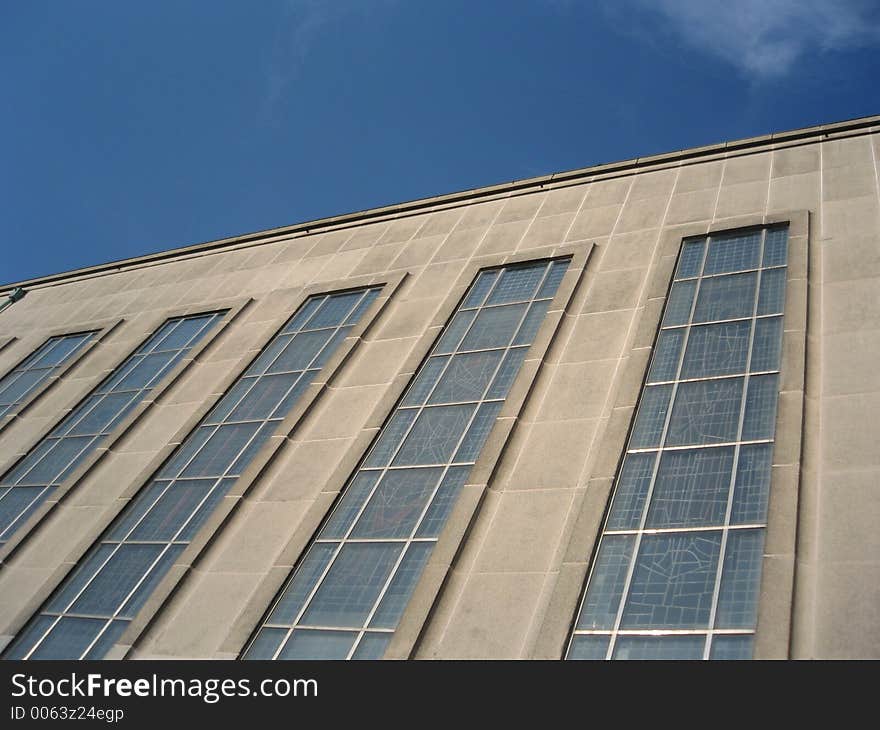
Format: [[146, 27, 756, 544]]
[[4, 112, 879, 292]]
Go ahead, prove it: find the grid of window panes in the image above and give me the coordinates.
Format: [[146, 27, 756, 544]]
[[566, 226, 788, 661], [0, 314, 224, 549], [0, 332, 97, 420], [4, 289, 380, 660], [243, 258, 571, 661]]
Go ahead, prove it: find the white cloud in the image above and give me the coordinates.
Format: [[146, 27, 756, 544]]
[[624, 0, 880, 78]]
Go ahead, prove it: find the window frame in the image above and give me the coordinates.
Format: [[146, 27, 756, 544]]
[[532, 211, 808, 659], [0, 299, 252, 642], [0, 273, 405, 659], [224, 242, 593, 660], [0, 319, 123, 437]]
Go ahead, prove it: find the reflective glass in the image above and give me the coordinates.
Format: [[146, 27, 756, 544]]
[[7, 289, 380, 660], [569, 226, 788, 660], [249, 259, 570, 659], [0, 314, 223, 548], [0, 331, 96, 419]]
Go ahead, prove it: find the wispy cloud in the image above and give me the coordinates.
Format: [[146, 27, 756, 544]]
[[263, 0, 396, 119], [621, 0, 880, 78], [263, 0, 336, 116]]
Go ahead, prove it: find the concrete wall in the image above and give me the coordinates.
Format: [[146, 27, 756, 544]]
[[0, 117, 878, 659]]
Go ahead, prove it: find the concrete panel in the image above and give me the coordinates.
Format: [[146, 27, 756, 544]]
[[422, 572, 545, 659], [473, 489, 575, 573]]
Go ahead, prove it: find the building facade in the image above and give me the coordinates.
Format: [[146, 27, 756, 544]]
[[0, 115, 877, 659]]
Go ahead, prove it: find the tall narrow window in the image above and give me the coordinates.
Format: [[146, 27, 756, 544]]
[[5, 288, 380, 660], [0, 331, 98, 420], [244, 257, 571, 661], [566, 226, 788, 660], [0, 314, 224, 548]]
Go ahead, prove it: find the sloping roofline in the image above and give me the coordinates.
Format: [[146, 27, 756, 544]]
[[4, 112, 879, 292]]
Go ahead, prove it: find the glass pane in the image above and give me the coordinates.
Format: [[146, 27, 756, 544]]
[[459, 304, 528, 351], [741, 375, 779, 441], [485, 347, 528, 399], [177, 477, 235, 540], [268, 543, 338, 625], [621, 532, 722, 629], [576, 535, 635, 630], [693, 272, 757, 323], [629, 385, 672, 449], [127, 480, 215, 541], [350, 468, 443, 539], [666, 378, 743, 447], [105, 482, 168, 540], [364, 410, 418, 467], [152, 315, 213, 351], [243, 335, 293, 377], [2, 440, 59, 485], [763, 228, 788, 267], [17, 436, 95, 485], [179, 423, 261, 478], [111, 351, 179, 391], [730, 444, 773, 525], [613, 635, 705, 660], [0, 487, 47, 538], [675, 240, 705, 279], [415, 466, 470, 538], [269, 372, 315, 419], [306, 291, 363, 329], [281, 298, 323, 334], [393, 405, 476, 466], [313, 326, 353, 368], [454, 401, 502, 463], [646, 447, 734, 529], [300, 543, 403, 628], [66, 392, 139, 436], [704, 231, 761, 275], [0, 370, 45, 407], [227, 373, 298, 422], [606, 453, 656, 531], [69, 544, 165, 617], [513, 300, 551, 346], [486, 264, 546, 304], [228, 421, 276, 475], [3, 615, 55, 659], [351, 632, 392, 660], [45, 544, 116, 613], [710, 634, 753, 660], [28, 617, 107, 660], [119, 545, 186, 618], [266, 330, 332, 373], [370, 542, 434, 628], [647, 329, 684, 383], [757, 268, 786, 315], [751, 317, 783, 372], [461, 270, 499, 308], [428, 350, 504, 405], [715, 529, 765, 629], [662, 280, 697, 327], [681, 321, 751, 378], [401, 356, 449, 406], [344, 288, 381, 324], [278, 630, 357, 660], [434, 310, 477, 354], [567, 635, 610, 660], [242, 627, 288, 660], [319, 472, 382, 540], [29, 335, 88, 367], [156, 427, 213, 479], [536, 259, 569, 299]]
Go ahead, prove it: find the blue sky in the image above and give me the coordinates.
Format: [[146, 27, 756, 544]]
[[2, 0, 878, 284]]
